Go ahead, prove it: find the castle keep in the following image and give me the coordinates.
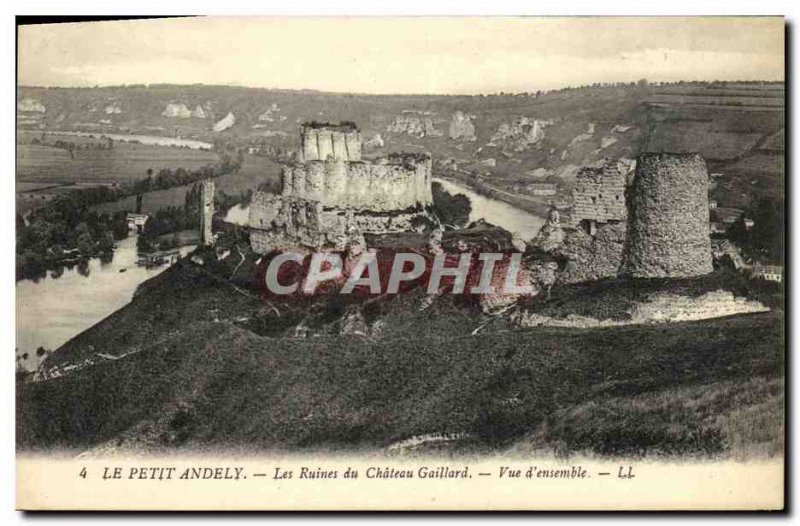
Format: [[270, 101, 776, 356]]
[[300, 122, 362, 162], [249, 123, 433, 254], [622, 153, 713, 278], [281, 152, 433, 212]]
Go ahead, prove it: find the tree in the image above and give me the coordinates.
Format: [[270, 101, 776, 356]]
[[750, 197, 784, 263], [76, 231, 95, 256], [432, 182, 472, 229]]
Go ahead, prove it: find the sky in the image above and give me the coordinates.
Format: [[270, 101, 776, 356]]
[[18, 17, 785, 95]]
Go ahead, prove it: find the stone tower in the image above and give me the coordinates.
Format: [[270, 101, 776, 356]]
[[201, 179, 215, 246], [300, 122, 361, 162], [622, 152, 713, 278]]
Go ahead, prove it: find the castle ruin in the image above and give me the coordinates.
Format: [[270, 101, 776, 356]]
[[300, 121, 362, 162], [249, 122, 433, 254], [622, 153, 713, 278]]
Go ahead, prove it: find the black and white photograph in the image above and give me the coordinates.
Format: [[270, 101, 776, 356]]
[[13, 15, 786, 511]]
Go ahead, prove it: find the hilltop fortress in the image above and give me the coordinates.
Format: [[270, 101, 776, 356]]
[[243, 121, 713, 284], [249, 122, 433, 254]]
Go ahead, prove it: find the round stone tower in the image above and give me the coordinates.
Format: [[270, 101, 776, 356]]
[[622, 152, 713, 278]]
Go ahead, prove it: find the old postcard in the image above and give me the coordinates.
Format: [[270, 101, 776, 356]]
[[15, 16, 785, 511]]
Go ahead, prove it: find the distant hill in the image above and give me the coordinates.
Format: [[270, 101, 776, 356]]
[[17, 81, 784, 209]]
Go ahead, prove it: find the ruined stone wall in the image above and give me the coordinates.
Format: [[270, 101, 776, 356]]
[[248, 192, 428, 254], [251, 121, 433, 254], [623, 153, 713, 278], [571, 162, 627, 227], [281, 155, 433, 212], [555, 222, 627, 284], [301, 123, 361, 162], [248, 193, 334, 252], [201, 180, 215, 245]]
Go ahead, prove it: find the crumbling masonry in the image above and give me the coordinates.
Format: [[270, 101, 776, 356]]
[[571, 161, 627, 234], [544, 153, 713, 283], [622, 153, 713, 278], [201, 179, 215, 246]]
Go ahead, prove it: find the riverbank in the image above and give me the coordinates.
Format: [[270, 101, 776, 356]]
[[15, 235, 195, 373], [433, 178, 546, 241], [435, 174, 555, 218]]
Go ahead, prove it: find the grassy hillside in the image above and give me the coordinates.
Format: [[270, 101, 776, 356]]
[[17, 258, 784, 459]]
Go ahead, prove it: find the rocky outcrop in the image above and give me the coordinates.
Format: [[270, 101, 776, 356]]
[[17, 98, 46, 113], [387, 112, 442, 137], [599, 136, 618, 149], [436, 158, 459, 173], [339, 306, 368, 336], [363, 134, 384, 149], [448, 111, 476, 141], [488, 116, 549, 152], [611, 124, 633, 133], [213, 112, 236, 132], [191, 105, 207, 119], [622, 153, 713, 278], [257, 103, 280, 122]]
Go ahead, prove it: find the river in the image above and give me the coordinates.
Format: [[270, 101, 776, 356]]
[[223, 179, 546, 240], [15, 235, 195, 372], [18, 178, 543, 372], [432, 178, 546, 240]]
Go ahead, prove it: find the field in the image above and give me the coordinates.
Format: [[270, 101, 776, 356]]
[[91, 154, 282, 215], [16, 141, 218, 185], [16, 133, 221, 216], [17, 258, 784, 459]]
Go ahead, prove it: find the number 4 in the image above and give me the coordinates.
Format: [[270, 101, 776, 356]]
[[79, 467, 87, 479]]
